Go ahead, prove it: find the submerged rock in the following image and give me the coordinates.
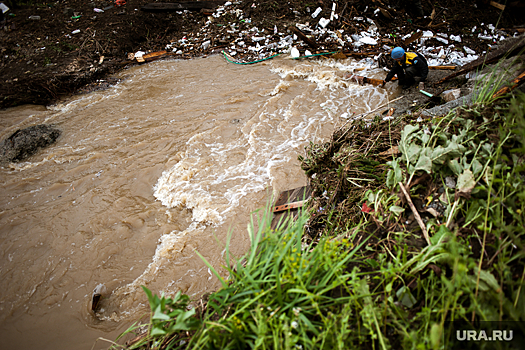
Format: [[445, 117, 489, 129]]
[[0, 124, 61, 164]]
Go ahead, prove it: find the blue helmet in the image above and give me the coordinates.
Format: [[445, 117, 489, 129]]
[[391, 47, 405, 59]]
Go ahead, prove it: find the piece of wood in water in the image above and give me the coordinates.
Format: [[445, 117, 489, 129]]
[[271, 186, 311, 230]]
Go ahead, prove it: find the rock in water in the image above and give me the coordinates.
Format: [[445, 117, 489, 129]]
[[0, 125, 61, 164]]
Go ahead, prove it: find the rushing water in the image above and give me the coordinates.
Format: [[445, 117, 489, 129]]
[[0, 54, 395, 349]]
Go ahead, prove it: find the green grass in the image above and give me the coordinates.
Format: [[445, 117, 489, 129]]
[[115, 88, 525, 350]]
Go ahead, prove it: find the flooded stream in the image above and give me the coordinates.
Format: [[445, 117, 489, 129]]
[[0, 54, 394, 349]]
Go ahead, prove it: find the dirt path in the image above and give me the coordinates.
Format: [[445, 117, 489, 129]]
[[0, 0, 524, 109]]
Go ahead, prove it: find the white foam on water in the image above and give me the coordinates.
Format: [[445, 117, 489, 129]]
[[111, 57, 393, 318]]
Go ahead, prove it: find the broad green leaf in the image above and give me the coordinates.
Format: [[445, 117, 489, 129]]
[[448, 158, 463, 175], [386, 159, 403, 188], [430, 323, 442, 348], [430, 224, 451, 245], [476, 268, 500, 292], [396, 285, 417, 308], [457, 169, 476, 193], [413, 154, 432, 174], [406, 143, 421, 164], [141, 286, 158, 310], [401, 125, 420, 142], [152, 304, 170, 321], [150, 326, 167, 336], [471, 158, 483, 176], [465, 201, 483, 225], [389, 205, 405, 215], [431, 141, 465, 164], [419, 132, 430, 145]]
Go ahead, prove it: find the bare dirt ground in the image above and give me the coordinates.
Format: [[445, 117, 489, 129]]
[[0, 0, 524, 109]]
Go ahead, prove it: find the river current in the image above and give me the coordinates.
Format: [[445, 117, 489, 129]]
[[0, 54, 394, 349]]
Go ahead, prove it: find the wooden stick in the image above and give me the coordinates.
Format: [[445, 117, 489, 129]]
[[429, 65, 456, 70], [289, 26, 318, 50], [399, 182, 431, 246], [492, 71, 525, 98], [490, 1, 506, 11]]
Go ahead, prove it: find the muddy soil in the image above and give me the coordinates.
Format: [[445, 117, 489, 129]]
[[0, 0, 524, 109]]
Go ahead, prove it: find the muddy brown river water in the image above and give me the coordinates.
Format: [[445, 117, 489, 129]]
[[0, 54, 394, 349]]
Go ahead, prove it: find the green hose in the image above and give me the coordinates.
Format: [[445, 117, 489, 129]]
[[222, 51, 281, 65]]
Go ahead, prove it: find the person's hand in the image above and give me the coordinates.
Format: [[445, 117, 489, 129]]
[[381, 80, 386, 88]]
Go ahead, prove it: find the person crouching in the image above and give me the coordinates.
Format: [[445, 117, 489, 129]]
[[382, 47, 428, 89]]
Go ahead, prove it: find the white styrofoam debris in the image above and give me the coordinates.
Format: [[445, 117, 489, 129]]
[[450, 35, 462, 42], [463, 46, 476, 55], [359, 36, 377, 45], [330, 2, 336, 21], [305, 50, 312, 56], [437, 33, 448, 38], [478, 34, 493, 40], [422, 30, 434, 37], [290, 47, 300, 58], [319, 18, 330, 28], [312, 7, 322, 18], [427, 58, 443, 66], [436, 37, 449, 44]]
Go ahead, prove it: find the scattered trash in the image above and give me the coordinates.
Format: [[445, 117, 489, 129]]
[[71, 29, 80, 34], [311, 7, 322, 18], [318, 18, 330, 28], [419, 90, 433, 97], [94, 8, 104, 13], [28, 15, 40, 20], [0, 2, 9, 14], [359, 36, 377, 45]]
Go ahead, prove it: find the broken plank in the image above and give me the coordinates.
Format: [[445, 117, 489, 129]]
[[273, 200, 306, 213], [402, 31, 423, 46], [271, 186, 311, 230], [429, 65, 456, 70], [490, 1, 506, 11], [289, 26, 318, 50], [492, 71, 525, 98]]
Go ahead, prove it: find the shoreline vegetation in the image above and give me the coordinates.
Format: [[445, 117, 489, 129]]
[[109, 61, 525, 349]]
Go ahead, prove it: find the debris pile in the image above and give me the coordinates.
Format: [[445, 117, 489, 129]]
[[129, 1, 525, 69]]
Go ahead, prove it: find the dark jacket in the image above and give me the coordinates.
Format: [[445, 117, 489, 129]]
[[385, 52, 428, 82]]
